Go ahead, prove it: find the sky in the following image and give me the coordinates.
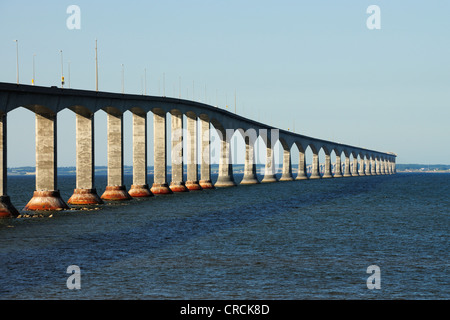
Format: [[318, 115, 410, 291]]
[[0, 0, 449, 167]]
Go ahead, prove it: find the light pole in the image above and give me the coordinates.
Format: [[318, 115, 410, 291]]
[[60, 50, 64, 88], [14, 40, 19, 84], [144, 68, 147, 95], [234, 89, 236, 114], [68, 60, 71, 88], [32, 53, 36, 86], [95, 39, 98, 91], [121, 64, 124, 93]]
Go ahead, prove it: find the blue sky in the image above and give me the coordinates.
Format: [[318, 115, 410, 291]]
[[1, 0, 449, 166]]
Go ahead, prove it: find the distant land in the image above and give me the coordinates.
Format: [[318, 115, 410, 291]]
[[6, 164, 450, 176], [395, 164, 450, 173]]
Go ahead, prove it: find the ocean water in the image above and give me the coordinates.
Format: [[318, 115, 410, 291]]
[[0, 172, 448, 300]]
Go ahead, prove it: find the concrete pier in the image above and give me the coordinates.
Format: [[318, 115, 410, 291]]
[[199, 117, 214, 189], [261, 133, 278, 183], [370, 158, 376, 175], [309, 150, 321, 179], [322, 151, 333, 179], [185, 113, 202, 190], [296, 150, 308, 180], [100, 111, 132, 201], [170, 111, 188, 192], [376, 158, 382, 175], [215, 128, 236, 187], [352, 156, 359, 177], [151, 111, 172, 194], [68, 112, 103, 205], [364, 158, 370, 176], [280, 148, 294, 181], [0, 113, 19, 217], [334, 155, 343, 178], [240, 131, 259, 184], [128, 111, 152, 197], [25, 112, 69, 211], [343, 154, 352, 177], [359, 157, 365, 176]]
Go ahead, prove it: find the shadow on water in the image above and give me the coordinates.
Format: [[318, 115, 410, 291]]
[[0, 173, 396, 297]]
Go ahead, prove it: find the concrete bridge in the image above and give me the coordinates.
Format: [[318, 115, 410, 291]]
[[0, 82, 396, 217]]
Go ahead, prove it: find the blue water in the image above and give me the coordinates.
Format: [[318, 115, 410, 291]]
[[0, 172, 448, 299]]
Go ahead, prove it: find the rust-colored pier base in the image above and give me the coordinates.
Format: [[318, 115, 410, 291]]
[[169, 182, 189, 192], [0, 196, 19, 217], [100, 186, 132, 201], [150, 183, 173, 195], [185, 181, 203, 191], [68, 188, 103, 205], [199, 180, 215, 189], [128, 184, 153, 198], [24, 190, 69, 211]]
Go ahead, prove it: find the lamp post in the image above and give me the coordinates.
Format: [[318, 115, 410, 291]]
[[68, 60, 71, 88], [121, 64, 124, 93], [60, 50, 64, 88], [144, 68, 147, 95], [95, 39, 98, 91], [32, 53, 36, 86], [14, 40, 19, 84]]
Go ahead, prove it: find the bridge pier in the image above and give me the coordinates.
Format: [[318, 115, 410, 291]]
[[280, 148, 294, 181], [101, 112, 132, 201], [376, 159, 381, 175], [170, 112, 188, 192], [241, 134, 259, 184], [215, 129, 236, 187], [151, 111, 172, 194], [68, 112, 103, 205], [185, 114, 202, 190], [334, 155, 343, 178], [25, 112, 69, 211], [364, 158, 370, 176], [343, 154, 352, 177], [0, 114, 19, 217], [261, 134, 278, 183], [322, 152, 333, 178], [359, 157, 365, 176], [309, 151, 321, 179], [352, 156, 359, 177], [128, 112, 152, 197], [199, 117, 214, 189], [296, 150, 308, 180]]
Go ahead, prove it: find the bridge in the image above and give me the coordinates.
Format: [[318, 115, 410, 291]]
[[0, 82, 396, 217]]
